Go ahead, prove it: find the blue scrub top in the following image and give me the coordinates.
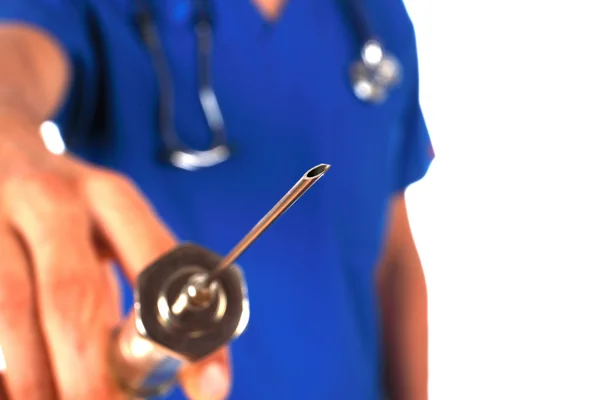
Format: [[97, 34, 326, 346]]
[[1, 1, 434, 399]]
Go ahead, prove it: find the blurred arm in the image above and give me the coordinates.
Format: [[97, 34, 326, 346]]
[[378, 193, 428, 400]]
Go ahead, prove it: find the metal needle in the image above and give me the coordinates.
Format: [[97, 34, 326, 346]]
[[172, 163, 330, 311], [210, 163, 330, 280]]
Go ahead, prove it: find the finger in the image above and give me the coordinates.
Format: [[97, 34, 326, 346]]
[[2, 176, 122, 399], [0, 220, 55, 400], [179, 347, 231, 400], [81, 170, 177, 281]]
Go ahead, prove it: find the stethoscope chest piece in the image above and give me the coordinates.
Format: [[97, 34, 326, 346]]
[[350, 40, 402, 103]]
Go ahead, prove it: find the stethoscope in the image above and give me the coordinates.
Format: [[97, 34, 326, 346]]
[[134, 0, 402, 170]]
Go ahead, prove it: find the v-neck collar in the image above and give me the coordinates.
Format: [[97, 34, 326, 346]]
[[236, 0, 298, 35], [248, 0, 291, 25]]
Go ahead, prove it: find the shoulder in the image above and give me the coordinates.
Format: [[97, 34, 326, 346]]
[[366, 0, 419, 78], [365, 0, 417, 41]]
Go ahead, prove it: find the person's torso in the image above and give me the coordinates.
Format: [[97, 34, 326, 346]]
[[60, 1, 420, 398]]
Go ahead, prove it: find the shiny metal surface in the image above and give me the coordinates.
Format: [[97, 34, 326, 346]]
[[111, 245, 249, 398], [110, 313, 183, 398], [350, 40, 402, 103]]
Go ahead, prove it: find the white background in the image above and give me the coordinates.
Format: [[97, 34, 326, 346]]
[[404, 1, 600, 399]]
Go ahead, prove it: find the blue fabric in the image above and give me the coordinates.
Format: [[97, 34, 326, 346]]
[[0, 0, 434, 399]]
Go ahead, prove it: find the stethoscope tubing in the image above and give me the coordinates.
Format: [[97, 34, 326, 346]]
[[135, 0, 400, 170]]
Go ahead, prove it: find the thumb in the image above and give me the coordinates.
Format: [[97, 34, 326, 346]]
[[179, 347, 232, 400]]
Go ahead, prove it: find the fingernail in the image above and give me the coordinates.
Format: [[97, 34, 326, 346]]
[[198, 363, 230, 399]]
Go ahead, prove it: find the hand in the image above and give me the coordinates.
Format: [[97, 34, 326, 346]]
[[0, 113, 231, 400]]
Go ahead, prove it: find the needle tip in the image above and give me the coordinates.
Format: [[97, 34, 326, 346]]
[[305, 164, 331, 179]]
